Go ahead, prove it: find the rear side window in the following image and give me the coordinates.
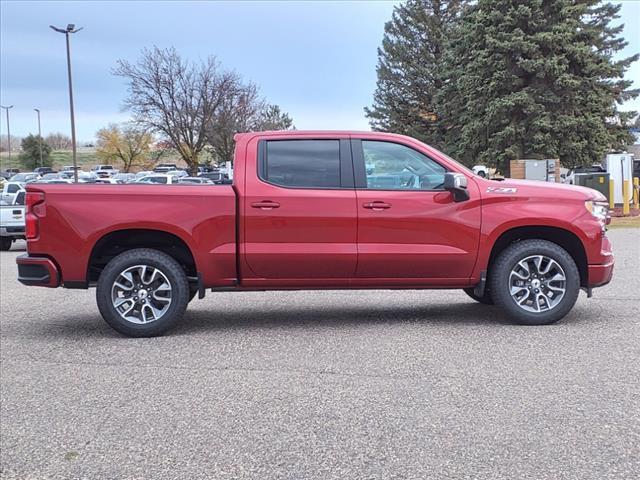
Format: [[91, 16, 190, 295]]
[[262, 140, 341, 188]]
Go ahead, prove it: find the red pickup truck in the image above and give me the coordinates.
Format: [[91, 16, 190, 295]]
[[17, 131, 613, 337]]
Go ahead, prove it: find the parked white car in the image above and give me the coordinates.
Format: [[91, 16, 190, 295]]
[[153, 163, 178, 173], [178, 176, 214, 184], [107, 173, 136, 184], [472, 165, 488, 178], [165, 169, 189, 178], [77, 172, 99, 183], [10, 172, 40, 183], [39, 179, 73, 184], [135, 174, 180, 184]]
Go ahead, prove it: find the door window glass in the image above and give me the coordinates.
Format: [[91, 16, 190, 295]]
[[362, 141, 446, 190]]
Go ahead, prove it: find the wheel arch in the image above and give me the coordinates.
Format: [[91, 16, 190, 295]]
[[486, 226, 588, 287], [87, 228, 197, 284]]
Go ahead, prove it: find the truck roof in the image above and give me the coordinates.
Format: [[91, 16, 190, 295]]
[[233, 130, 414, 142]]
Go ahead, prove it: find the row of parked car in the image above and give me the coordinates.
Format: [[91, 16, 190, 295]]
[[0, 163, 231, 250], [1, 163, 231, 186]]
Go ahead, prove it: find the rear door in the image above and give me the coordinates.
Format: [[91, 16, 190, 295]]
[[352, 138, 481, 281], [243, 136, 357, 279]]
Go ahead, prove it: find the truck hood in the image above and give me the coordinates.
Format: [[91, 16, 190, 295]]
[[479, 178, 607, 202]]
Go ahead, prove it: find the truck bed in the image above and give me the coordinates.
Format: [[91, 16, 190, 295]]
[[26, 183, 238, 287]]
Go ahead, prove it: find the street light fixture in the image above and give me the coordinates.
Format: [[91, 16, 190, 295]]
[[1, 105, 14, 166], [50, 23, 83, 183], [34, 108, 43, 167]]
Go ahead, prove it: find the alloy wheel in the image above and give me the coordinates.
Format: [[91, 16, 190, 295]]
[[508, 255, 566, 313], [111, 265, 172, 324]]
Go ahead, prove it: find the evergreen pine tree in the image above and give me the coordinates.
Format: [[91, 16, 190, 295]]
[[365, 0, 468, 147], [436, 0, 638, 172]]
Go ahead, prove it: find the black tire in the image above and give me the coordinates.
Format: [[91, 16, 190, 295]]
[[477, 170, 486, 178], [0, 237, 13, 251], [96, 248, 190, 337], [489, 239, 580, 325], [463, 287, 494, 305]]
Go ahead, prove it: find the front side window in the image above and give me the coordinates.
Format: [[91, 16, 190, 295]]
[[362, 141, 446, 190], [263, 140, 341, 188]]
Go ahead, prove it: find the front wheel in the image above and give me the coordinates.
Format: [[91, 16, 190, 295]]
[[489, 239, 580, 325], [96, 248, 190, 337]]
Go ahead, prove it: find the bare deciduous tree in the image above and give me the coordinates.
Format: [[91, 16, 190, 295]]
[[114, 47, 239, 173], [45, 133, 72, 150], [205, 83, 295, 163], [0, 135, 22, 153], [206, 82, 262, 163]]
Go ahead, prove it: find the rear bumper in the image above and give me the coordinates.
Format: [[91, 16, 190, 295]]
[[16, 254, 60, 288], [1, 226, 25, 237]]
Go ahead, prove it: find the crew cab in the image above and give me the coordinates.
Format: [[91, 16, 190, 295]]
[[16, 131, 614, 337]]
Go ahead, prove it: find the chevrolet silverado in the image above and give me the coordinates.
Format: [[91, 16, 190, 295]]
[[16, 131, 613, 337]]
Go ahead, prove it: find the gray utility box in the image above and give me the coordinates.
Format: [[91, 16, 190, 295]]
[[574, 172, 610, 201], [525, 160, 556, 182]]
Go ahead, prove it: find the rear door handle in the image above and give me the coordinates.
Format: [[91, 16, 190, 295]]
[[363, 201, 391, 210], [251, 201, 280, 210]]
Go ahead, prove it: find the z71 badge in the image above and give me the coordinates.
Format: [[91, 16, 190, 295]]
[[487, 187, 517, 194]]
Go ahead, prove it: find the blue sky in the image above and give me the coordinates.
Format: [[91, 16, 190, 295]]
[[1, 0, 638, 142]]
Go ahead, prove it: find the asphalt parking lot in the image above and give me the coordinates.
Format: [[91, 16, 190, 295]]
[[1, 229, 639, 480]]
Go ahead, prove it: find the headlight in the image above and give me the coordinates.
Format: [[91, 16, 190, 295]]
[[585, 200, 610, 226]]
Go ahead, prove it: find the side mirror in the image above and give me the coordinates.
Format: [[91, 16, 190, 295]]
[[444, 172, 470, 202]]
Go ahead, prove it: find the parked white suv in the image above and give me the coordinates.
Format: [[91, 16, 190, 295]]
[[92, 165, 119, 178]]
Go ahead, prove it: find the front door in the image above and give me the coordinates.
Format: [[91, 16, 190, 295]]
[[352, 138, 481, 281], [243, 137, 357, 279]]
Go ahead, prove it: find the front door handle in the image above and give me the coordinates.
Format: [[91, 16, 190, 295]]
[[363, 201, 391, 210], [251, 201, 280, 210]]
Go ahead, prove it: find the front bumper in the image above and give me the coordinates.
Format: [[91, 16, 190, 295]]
[[16, 254, 60, 288], [588, 260, 614, 288], [588, 235, 614, 288]]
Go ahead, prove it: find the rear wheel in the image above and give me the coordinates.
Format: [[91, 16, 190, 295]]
[[0, 237, 13, 251], [96, 248, 189, 337], [489, 239, 580, 325], [463, 287, 493, 305]]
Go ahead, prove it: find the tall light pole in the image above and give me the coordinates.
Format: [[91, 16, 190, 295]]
[[1, 105, 13, 166], [50, 24, 82, 183], [34, 108, 43, 167]]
